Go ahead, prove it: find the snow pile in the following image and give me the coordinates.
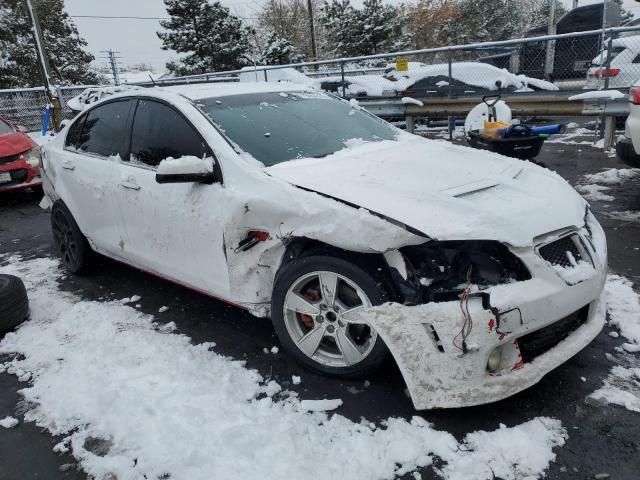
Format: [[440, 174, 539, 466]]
[[605, 211, 640, 223], [589, 366, 640, 413], [575, 184, 614, 202], [550, 260, 596, 286], [582, 168, 640, 185], [157, 156, 214, 175], [568, 90, 625, 101], [589, 275, 640, 412], [605, 275, 640, 347], [0, 255, 567, 480], [0, 416, 19, 428]]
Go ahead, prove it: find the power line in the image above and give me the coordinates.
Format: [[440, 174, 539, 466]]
[[69, 14, 261, 21]]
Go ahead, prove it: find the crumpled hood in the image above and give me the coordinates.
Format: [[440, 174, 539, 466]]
[[265, 135, 587, 247], [0, 132, 36, 157]]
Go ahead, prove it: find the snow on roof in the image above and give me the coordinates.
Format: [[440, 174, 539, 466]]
[[394, 62, 527, 91], [163, 81, 312, 100]]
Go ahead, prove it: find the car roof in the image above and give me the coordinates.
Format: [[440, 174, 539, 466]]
[[161, 81, 312, 100]]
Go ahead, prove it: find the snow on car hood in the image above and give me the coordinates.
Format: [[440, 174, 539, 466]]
[[265, 135, 586, 247]]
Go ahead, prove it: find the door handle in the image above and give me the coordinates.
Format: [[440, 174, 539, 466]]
[[60, 160, 75, 171], [119, 181, 141, 191]]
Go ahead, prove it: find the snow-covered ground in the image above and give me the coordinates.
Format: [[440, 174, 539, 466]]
[[588, 275, 640, 412], [575, 168, 640, 221], [0, 254, 571, 480]]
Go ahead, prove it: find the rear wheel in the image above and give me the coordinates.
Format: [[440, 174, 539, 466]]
[[271, 255, 388, 378], [51, 202, 92, 274]]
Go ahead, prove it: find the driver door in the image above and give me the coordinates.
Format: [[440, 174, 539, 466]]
[[115, 98, 230, 298]]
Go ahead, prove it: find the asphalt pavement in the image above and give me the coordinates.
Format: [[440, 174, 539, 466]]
[[0, 136, 639, 480]]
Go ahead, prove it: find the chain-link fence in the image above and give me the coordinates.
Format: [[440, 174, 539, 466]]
[[2, 26, 639, 132], [0, 86, 89, 131]]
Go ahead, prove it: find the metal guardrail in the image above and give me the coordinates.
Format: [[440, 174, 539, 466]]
[[356, 90, 630, 120]]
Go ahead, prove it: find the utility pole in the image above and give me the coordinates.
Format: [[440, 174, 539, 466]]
[[544, 0, 557, 81], [307, 0, 318, 61], [101, 50, 121, 86], [24, 0, 62, 132]]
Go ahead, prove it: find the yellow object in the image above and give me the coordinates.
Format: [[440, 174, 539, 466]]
[[480, 120, 511, 139], [483, 120, 510, 129], [395, 58, 409, 72]]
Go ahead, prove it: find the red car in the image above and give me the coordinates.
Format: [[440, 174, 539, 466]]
[[0, 116, 42, 193]]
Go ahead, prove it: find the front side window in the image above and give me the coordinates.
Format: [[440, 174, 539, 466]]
[[77, 100, 130, 157], [202, 92, 396, 166], [130, 100, 208, 167]]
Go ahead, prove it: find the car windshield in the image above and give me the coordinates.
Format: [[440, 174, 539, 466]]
[[0, 119, 14, 135], [201, 91, 396, 166]]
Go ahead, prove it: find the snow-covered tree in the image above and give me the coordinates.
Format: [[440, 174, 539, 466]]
[[0, 0, 99, 89], [526, 0, 568, 31], [261, 32, 304, 65], [455, 0, 523, 43], [158, 0, 252, 75], [319, 0, 361, 56], [257, 0, 321, 60], [319, 0, 408, 56]]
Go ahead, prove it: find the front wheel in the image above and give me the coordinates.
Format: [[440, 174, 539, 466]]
[[271, 255, 388, 378]]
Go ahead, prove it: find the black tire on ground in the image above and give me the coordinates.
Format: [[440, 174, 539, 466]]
[[0, 275, 29, 335], [51, 201, 93, 274], [271, 255, 389, 379]]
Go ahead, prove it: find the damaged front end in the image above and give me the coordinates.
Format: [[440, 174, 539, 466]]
[[371, 227, 607, 409]]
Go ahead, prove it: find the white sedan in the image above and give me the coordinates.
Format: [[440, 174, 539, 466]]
[[41, 82, 607, 409]]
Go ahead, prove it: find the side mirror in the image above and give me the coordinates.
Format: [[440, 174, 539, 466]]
[[155, 156, 217, 185], [16, 125, 28, 133]]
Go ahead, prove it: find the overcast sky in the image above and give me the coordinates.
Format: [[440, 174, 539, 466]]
[[65, 0, 640, 72]]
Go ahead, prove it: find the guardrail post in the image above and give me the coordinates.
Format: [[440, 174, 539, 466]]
[[448, 54, 454, 141], [406, 115, 415, 133], [340, 62, 346, 98], [264, 68, 268, 81]]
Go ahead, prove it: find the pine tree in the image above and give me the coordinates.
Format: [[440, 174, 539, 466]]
[[158, 0, 252, 75], [261, 32, 304, 65], [319, 0, 361, 56], [0, 0, 99, 89], [455, 0, 522, 43], [527, 0, 568, 31], [319, 0, 408, 56]]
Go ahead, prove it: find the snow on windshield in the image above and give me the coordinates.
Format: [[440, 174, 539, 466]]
[[201, 91, 396, 166]]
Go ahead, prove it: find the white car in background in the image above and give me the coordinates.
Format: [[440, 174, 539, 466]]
[[41, 83, 606, 409], [616, 83, 640, 167], [586, 35, 640, 89]]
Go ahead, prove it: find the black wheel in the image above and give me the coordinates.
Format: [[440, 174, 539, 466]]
[[51, 202, 92, 274], [0, 274, 29, 335], [271, 255, 388, 378]]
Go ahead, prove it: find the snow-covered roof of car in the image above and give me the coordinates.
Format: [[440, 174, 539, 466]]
[[163, 82, 312, 100], [393, 62, 558, 91]]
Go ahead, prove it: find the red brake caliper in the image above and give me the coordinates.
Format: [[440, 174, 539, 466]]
[[299, 287, 321, 329]]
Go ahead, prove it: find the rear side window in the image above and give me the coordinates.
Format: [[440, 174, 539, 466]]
[[77, 100, 130, 157], [65, 114, 85, 149], [129, 100, 207, 167]]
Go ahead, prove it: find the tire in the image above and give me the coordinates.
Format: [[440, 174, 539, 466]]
[[271, 255, 389, 378], [0, 275, 29, 335], [51, 201, 93, 274]]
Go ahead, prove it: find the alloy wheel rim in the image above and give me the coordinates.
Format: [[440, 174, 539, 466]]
[[283, 271, 376, 367]]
